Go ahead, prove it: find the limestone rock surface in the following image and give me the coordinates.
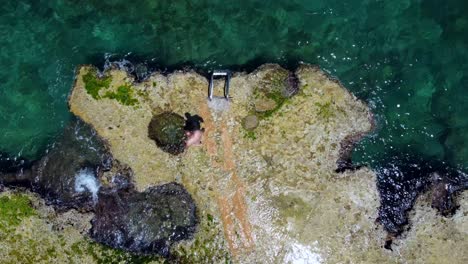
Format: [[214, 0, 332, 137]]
[[68, 63, 467, 263]]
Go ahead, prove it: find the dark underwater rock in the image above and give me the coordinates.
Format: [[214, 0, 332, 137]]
[[335, 134, 367, 173], [134, 63, 149, 81], [376, 155, 434, 235], [148, 112, 186, 155], [90, 182, 197, 256], [430, 171, 468, 216], [32, 118, 110, 210], [431, 179, 456, 215], [0, 151, 34, 174], [0, 151, 35, 189], [0, 118, 111, 211], [376, 154, 468, 237]]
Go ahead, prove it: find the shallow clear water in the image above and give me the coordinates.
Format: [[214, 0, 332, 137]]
[[1, 0, 467, 174]]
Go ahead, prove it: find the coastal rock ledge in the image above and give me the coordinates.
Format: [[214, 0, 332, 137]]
[[68, 63, 467, 263]]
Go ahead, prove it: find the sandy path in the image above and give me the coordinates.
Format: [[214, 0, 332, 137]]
[[199, 99, 254, 257]]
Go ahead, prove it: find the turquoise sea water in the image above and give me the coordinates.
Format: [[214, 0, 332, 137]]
[[1, 0, 467, 174]]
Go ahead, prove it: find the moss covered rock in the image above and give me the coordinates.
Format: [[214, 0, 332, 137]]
[[82, 69, 112, 99], [148, 112, 186, 155], [252, 65, 299, 118], [0, 194, 36, 232]]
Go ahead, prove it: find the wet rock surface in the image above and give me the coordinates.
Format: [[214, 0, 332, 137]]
[[33, 119, 110, 210], [91, 183, 197, 256], [0, 118, 111, 210], [375, 156, 432, 235]]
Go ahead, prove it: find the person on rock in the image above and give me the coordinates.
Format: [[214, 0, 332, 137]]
[[184, 113, 204, 147]]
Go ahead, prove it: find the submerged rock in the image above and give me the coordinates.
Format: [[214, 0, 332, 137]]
[[0, 152, 33, 174], [376, 154, 468, 237], [376, 155, 432, 235], [90, 183, 197, 256], [134, 63, 149, 81], [431, 170, 468, 216], [148, 112, 186, 155]]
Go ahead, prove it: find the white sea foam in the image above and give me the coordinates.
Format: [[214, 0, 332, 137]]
[[74, 168, 100, 202]]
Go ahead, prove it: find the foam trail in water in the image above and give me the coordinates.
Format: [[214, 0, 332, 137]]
[[74, 168, 100, 202]]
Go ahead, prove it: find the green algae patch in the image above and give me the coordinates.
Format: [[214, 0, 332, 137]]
[[261, 91, 288, 118], [103, 84, 139, 106], [0, 194, 36, 231], [252, 89, 290, 120], [243, 129, 257, 140], [252, 67, 293, 119], [82, 70, 112, 99], [82, 68, 140, 106], [315, 101, 335, 121], [82, 241, 164, 264]]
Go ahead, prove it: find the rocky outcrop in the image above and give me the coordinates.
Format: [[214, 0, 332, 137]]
[[90, 183, 197, 256], [65, 63, 468, 263], [3, 62, 466, 262], [0, 117, 199, 256]]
